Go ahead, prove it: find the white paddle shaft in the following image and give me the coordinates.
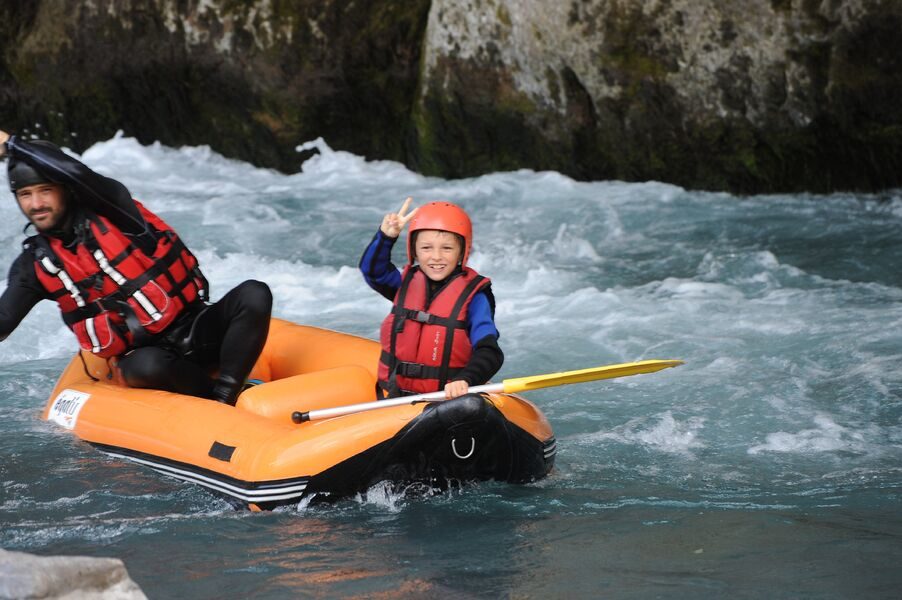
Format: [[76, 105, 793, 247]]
[[293, 382, 505, 422]]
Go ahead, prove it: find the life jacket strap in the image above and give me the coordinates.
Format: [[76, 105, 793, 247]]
[[379, 350, 462, 381], [116, 300, 154, 348], [390, 307, 467, 329], [61, 296, 117, 326], [438, 274, 486, 386], [92, 249, 164, 322]]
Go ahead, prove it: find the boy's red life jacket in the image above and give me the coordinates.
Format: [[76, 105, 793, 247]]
[[378, 265, 490, 396], [27, 200, 208, 358]]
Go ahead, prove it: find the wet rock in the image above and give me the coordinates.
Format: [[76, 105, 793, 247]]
[[0, 1, 430, 174], [1, 0, 900, 193], [415, 0, 902, 193], [0, 548, 146, 599]]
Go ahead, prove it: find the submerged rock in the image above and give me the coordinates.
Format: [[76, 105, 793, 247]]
[[0, 548, 146, 599]]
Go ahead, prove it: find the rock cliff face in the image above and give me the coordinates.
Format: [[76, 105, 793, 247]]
[[415, 0, 902, 192], [0, 0, 430, 173], [2, 0, 900, 193]]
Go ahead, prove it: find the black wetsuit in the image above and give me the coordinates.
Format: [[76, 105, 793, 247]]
[[0, 136, 272, 403]]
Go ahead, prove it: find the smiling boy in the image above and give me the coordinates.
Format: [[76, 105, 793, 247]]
[[359, 198, 503, 399]]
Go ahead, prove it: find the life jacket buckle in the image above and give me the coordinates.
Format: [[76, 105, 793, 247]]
[[414, 310, 431, 323], [397, 361, 423, 377]]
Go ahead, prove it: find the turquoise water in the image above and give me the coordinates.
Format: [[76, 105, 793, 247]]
[[1, 136, 901, 598]]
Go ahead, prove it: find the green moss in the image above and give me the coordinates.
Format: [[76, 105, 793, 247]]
[[605, 48, 669, 80], [770, 0, 792, 12], [410, 97, 442, 175], [498, 87, 540, 115], [600, 1, 678, 80], [496, 5, 511, 28], [413, 62, 580, 178]]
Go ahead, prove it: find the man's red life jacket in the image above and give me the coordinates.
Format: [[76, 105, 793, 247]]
[[378, 265, 490, 396], [28, 200, 207, 358]]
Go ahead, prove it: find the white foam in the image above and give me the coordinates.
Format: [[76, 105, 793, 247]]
[[352, 480, 408, 513], [577, 411, 705, 455], [748, 414, 870, 455]]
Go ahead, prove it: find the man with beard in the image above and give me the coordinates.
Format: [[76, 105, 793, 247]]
[[0, 130, 272, 406]]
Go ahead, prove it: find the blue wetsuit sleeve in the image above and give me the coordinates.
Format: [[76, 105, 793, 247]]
[[467, 290, 499, 344], [359, 229, 402, 301], [454, 289, 503, 386]]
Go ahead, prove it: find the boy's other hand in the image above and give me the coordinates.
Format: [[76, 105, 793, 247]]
[[444, 380, 469, 399]]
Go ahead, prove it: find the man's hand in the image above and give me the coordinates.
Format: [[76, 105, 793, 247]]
[[0, 130, 9, 158]]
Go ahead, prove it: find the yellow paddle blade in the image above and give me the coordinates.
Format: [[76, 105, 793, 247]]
[[501, 359, 684, 394]]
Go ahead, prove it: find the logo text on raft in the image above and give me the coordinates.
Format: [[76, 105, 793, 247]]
[[48, 389, 91, 430]]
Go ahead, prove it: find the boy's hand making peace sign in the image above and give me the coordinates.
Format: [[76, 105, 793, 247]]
[[380, 197, 419, 238]]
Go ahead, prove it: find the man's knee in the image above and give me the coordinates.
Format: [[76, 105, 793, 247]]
[[119, 347, 177, 387], [235, 280, 272, 316]]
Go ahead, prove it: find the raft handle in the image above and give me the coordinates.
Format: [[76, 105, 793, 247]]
[[451, 437, 475, 460]]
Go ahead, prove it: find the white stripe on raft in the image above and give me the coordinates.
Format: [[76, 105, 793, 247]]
[[102, 451, 309, 503]]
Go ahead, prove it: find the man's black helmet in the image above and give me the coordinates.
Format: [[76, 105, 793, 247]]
[[8, 140, 61, 193]]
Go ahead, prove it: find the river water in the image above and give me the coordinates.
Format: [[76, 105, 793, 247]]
[[1, 135, 900, 598]]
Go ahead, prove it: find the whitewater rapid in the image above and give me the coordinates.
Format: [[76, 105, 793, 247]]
[[2, 134, 901, 597], [2, 135, 901, 491]]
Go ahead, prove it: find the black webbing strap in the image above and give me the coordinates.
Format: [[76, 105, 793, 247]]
[[383, 268, 419, 397], [117, 300, 153, 347], [437, 275, 487, 387], [29, 236, 73, 300], [155, 231, 208, 304], [378, 350, 463, 381], [390, 268, 417, 334], [110, 239, 185, 297], [61, 297, 110, 326], [390, 306, 467, 329]]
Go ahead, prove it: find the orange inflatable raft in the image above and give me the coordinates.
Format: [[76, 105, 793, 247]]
[[42, 318, 556, 509]]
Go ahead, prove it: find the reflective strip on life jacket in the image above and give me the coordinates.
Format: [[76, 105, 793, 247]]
[[92, 249, 163, 322], [39, 255, 87, 308], [85, 317, 102, 353]]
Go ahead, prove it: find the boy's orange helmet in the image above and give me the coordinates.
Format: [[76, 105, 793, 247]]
[[407, 201, 473, 267]]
